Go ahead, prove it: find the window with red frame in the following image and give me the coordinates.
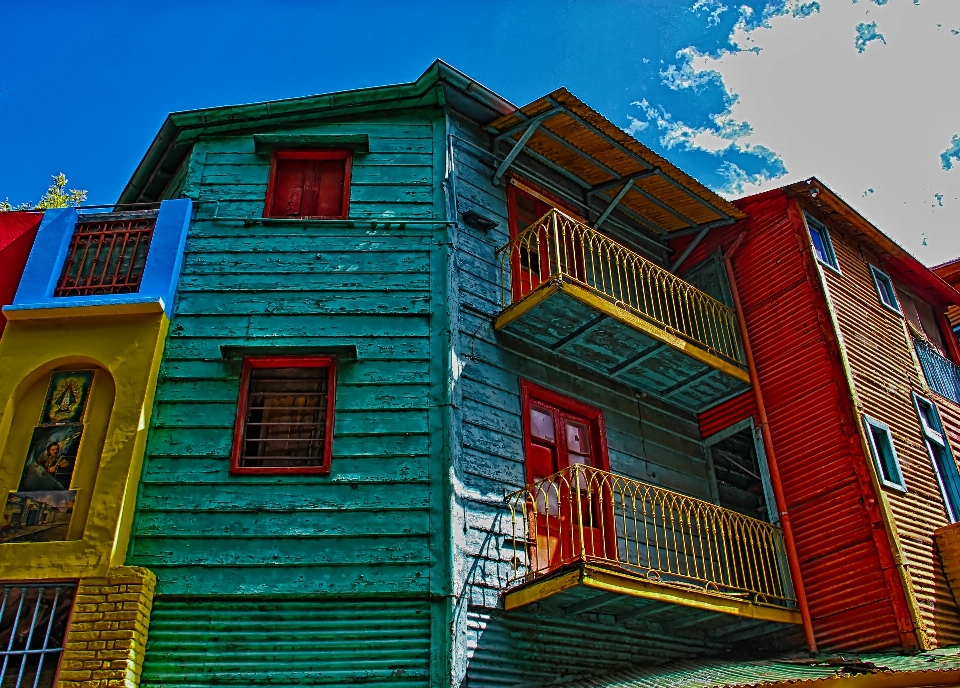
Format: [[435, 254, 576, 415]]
[[230, 356, 336, 474], [264, 151, 352, 219], [521, 380, 609, 483]]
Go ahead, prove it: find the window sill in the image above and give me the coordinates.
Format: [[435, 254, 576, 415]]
[[2, 298, 165, 320]]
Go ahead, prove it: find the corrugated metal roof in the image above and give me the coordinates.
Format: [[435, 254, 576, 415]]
[[487, 88, 745, 234], [561, 646, 960, 687]]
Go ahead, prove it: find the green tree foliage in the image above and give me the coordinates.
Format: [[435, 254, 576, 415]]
[[0, 173, 88, 211]]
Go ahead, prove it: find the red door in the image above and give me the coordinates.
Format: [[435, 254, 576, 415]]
[[521, 382, 614, 573], [508, 185, 553, 299]]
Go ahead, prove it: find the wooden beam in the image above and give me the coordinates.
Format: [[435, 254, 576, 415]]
[[609, 342, 668, 377], [662, 367, 720, 398], [562, 592, 626, 616], [493, 120, 543, 186], [550, 313, 608, 351], [589, 169, 659, 195], [492, 107, 563, 142], [593, 180, 634, 230], [670, 223, 712, 273]]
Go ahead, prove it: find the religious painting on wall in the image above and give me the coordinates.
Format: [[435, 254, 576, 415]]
[[39, 370, 95, 425], [0, 490, 77, 543], [19, 424, 83, 492]]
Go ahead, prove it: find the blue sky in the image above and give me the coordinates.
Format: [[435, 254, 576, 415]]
[[1, 0, 958, 263]]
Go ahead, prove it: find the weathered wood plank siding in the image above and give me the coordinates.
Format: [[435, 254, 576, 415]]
[[812, 204, 960, 647], [129, 109, 449, 686], [446, 113, 718, 683]]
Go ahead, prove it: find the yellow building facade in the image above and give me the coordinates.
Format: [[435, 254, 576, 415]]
[[0, 201, 190, 688]]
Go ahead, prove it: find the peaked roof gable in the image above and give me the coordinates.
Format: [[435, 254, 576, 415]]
[[119, 60, 514, 204]]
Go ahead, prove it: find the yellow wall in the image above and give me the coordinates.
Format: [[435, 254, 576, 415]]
[[0, 307, 169, 580]]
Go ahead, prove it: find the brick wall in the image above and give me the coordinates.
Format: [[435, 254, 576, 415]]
[[58, 567, 156, 688]]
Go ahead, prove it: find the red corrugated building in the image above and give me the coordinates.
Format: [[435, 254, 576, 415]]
[[0, 212, 43, 338], [678, 179, 960, 652]]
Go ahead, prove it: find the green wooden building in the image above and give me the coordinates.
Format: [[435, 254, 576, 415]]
[[121, 62, 805, 687]]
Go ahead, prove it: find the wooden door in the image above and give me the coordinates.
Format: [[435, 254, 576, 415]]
[[522, 383, 613, 573], [508, 186, 553, 299]]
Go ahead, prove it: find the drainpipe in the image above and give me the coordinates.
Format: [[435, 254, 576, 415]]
[[722, 232, 819, 655]]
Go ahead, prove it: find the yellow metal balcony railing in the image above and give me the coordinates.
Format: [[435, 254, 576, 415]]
[[497, 209, 745, 368], [505, 465, 795, 608]]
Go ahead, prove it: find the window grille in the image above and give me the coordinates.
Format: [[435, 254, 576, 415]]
[[0, 584, 75, 688], [231, 356, 336, 474], [54, 217, 155, 297]]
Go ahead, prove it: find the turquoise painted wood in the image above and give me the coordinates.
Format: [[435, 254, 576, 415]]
[[125, 62, 766, 688], [142, 598, 433, 687], [128, 99, 454, 687]]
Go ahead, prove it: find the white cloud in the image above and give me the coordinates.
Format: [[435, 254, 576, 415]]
[[681, 0, 960, 265]]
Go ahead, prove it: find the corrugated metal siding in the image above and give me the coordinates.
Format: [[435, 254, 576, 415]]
[[698, 391, 757, 438], [726, 192, 907, 651], [815, 215, 960, 647], [141, 597, 431, 687]]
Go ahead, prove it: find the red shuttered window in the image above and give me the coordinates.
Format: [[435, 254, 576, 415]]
[[230, 356, 337, 475], [264, 151, 352, 219]]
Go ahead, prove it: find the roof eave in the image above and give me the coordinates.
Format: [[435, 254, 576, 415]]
[[118, 60, 515, 205]]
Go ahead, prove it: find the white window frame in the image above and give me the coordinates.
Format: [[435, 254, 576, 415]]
[[863, 415, 907, 491], [869, 264, 902, 315], [913, 393, 960, 523], [804, 213, 841, 274]]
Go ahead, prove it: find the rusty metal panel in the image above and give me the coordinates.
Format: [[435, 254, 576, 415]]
[[808, 198, 960, 648], [698, 391, 757, 439], [723, 191, 908, 651], [141, 597, 432, 687]]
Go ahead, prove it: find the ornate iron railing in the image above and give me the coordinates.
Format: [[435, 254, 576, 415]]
[[915, 337, 960, 405], [496, 209, 745, 367], [54, 215, 155, 297], [505, 465, 795, 607]]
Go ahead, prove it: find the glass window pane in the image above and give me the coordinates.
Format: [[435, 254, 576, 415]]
[[809, 226, 828, 264], [530, 405, 555, 442], [869, 423, 901, 486], [565, 420, 591, 455]]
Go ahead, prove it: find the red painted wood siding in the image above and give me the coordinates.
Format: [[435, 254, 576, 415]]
[[675, 191, 913, 651], [698, 391, 757, 439], [0, 212, 43, 337]]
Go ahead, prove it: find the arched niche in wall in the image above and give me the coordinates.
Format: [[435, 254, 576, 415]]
[[0, 358, 115, 543]]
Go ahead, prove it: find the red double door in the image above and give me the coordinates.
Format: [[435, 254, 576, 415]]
[[521, 382, 615, 572]]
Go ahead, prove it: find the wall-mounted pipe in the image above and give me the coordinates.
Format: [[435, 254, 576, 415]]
[[722, 232, 819, 654]]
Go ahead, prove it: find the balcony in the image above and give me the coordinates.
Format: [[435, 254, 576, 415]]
[[503, 465, 800, 631], [915, 337, 960, 404], [495, 210, 750, 411]]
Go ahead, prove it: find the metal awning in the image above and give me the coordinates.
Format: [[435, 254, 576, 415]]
[[487, 88, 746, 247]]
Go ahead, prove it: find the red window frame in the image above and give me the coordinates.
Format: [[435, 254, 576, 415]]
[[519, 380, 610, 484], [263, 150, 353, 220], [230, 355, 337, 475]]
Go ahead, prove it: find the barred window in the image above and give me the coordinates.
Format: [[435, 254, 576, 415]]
[[54, 216, 155, 297], [230, 356, 337, 475], [0, 584, 76, 688]]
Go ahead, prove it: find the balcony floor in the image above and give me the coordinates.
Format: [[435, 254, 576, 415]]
[[495, 280, 750, 412], [505, 561, 800, 625], [467, 562, 803, 685]]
